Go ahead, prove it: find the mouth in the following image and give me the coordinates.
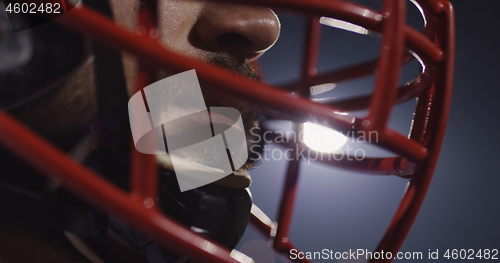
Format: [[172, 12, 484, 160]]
[[148, 53, 260, 189]]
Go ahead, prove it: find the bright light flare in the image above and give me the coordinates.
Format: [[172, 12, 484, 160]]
[[303, 122, 348, 153]]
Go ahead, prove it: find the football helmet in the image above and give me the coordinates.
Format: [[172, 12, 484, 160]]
[[0, 0, 454, 262]]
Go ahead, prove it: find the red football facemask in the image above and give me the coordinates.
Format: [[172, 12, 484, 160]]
[[0, 0, 454, 262]]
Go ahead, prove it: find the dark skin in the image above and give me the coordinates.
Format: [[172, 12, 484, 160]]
[[1, 0, 280, 261]]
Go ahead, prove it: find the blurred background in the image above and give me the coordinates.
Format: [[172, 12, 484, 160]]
[[238, 1, 500, 262]]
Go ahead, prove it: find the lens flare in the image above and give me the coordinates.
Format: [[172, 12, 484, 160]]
[[303, 122, 348, 153]]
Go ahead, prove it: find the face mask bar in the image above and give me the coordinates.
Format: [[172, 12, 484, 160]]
[[0, 0, 454, 262]]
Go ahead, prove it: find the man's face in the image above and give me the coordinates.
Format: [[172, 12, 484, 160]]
[[110, 0, 280, 167]]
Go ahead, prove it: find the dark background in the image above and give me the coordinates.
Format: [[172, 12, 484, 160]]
[[238, 1, 500, 262]]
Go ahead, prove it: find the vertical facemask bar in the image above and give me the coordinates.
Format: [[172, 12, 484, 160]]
[[273, 17, 322, 258], [373, 0, 455, 260], [129, 0, 160, 207], [364, 0, 406, 131]]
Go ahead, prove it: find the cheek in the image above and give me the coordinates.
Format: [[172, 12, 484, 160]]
[[158, 0, 203, 56], [109, 0, 139, 30]]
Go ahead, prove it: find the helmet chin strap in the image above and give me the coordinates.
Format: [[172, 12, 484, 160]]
[[63, 231, 107, 263]]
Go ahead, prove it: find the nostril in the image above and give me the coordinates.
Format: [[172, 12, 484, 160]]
[[194, 4, 280, 61], [216, 32, 252, 47]]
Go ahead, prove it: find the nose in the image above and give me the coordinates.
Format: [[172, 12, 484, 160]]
[[193, 4, 280, 62]]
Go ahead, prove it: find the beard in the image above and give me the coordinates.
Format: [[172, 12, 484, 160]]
[[202, 53, 261, 81]]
